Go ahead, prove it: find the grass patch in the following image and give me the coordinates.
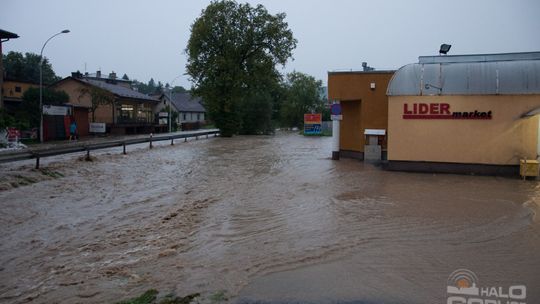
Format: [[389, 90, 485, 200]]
[[201, 124, 216, 129], [39, 168, 64, 178], [158, 293, 200, 304], [115, 289, 158, 304], [208, 290, 228, 303], [115, 289, 200, 304], [14, 175, 38, 184]]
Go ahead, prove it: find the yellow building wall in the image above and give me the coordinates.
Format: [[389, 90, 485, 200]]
[[328, 72, 393, 152], [53, 79, 114, 124], [388, 95, 540, 165], [2, 81, 38, 100]]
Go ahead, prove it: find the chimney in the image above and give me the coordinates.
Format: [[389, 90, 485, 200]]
[[71, 71, 83, 78], [109, 71, 117, 79], [96, 70, 101, 78]]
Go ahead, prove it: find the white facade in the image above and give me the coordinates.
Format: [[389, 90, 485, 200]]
[[179, 112, 205, 123]]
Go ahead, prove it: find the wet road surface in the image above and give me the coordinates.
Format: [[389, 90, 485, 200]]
[[0, 132, 539, 303]]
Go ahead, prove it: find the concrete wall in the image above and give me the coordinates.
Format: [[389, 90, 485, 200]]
[[388, 95, 540, 165], [328, 72, 393, 153]]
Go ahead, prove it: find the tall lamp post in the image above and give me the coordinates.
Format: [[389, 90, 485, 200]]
[[39, 29, 70, 143], [167, 75, 182, 133]]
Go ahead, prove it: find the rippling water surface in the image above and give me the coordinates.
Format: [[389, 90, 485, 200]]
[[1, 132, 539, 303]]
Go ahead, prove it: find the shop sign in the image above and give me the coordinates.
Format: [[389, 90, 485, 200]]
[[402, 103, 492, 120], [89, 122, 106, 133], [304, 113, 322, 135], [43, 105, 70, 116]]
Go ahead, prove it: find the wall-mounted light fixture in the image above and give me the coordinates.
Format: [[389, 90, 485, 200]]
[[439, 44, 451, 55], [425, 83, 442, 94]]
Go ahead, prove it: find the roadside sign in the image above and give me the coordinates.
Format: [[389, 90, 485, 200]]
[[331, 104, 342, 120], [89, 122, 106, 133], [304, 113, 322, 124], [304, 113, 322, 135], [331, 104, 341, 115], [7, 128, 20, 140], [43, 105, 70, 116]]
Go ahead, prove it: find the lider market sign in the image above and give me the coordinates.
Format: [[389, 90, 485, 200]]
[[402, 103, 492, 119]]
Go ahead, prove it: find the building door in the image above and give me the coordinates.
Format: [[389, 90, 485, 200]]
[[73, 107, 89, 137], [339, 100, 362, 152]]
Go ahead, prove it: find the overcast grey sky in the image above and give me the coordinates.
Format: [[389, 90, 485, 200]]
[[2, 0, 540, 89]]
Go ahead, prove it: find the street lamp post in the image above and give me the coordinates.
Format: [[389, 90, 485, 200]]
[[39, 29, 70, 143], [168, 75, 182, 133], [168, 88, 172, 133]]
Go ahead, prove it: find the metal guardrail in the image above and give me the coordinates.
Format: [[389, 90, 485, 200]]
[[0, 129, 220, 169]]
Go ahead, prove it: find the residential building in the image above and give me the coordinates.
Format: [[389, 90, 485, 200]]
[[157, 92, 206, 130], [53, 71, 160, 135], [1, 78, 38, 112], [0, 29, 19, 109]]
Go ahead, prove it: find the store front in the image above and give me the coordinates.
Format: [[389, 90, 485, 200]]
[[328, 70, 394, 160], [386, 52, 540, 175]]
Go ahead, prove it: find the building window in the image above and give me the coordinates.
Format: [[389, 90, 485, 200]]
[[183, 113, 186, 120], [119, 104, 134, 122], [137, 104, 152, 123], [197, 113, 200, 121], [15, 86, 22, 93]]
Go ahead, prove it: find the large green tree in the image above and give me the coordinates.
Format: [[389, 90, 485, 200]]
[[2, 51, 61, 84], [16, 88, 69, 129], [186, 0, 297, 136], [280, 72, 326, 128], [78, 86, 115, 122]]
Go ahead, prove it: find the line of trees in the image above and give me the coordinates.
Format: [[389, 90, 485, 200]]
[[131, 78, 188, 95], [2, 51, 61, 84], [4, 1, 327, 136]]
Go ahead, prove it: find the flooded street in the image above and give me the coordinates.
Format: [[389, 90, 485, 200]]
[[1, 132, 540, 303]]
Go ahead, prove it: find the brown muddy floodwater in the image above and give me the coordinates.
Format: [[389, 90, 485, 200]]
[[1, 132, 539, 304]]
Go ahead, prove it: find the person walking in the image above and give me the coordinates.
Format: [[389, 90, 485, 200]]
[[69, 120, 78, 141]]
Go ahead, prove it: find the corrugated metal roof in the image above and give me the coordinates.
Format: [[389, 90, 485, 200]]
[[419, 52, 540, 64], [328, 70, 395, 75], [387, 52, 540, 96]]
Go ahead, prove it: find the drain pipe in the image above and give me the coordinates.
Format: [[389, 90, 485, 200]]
[[332, 100, 340, 160]]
